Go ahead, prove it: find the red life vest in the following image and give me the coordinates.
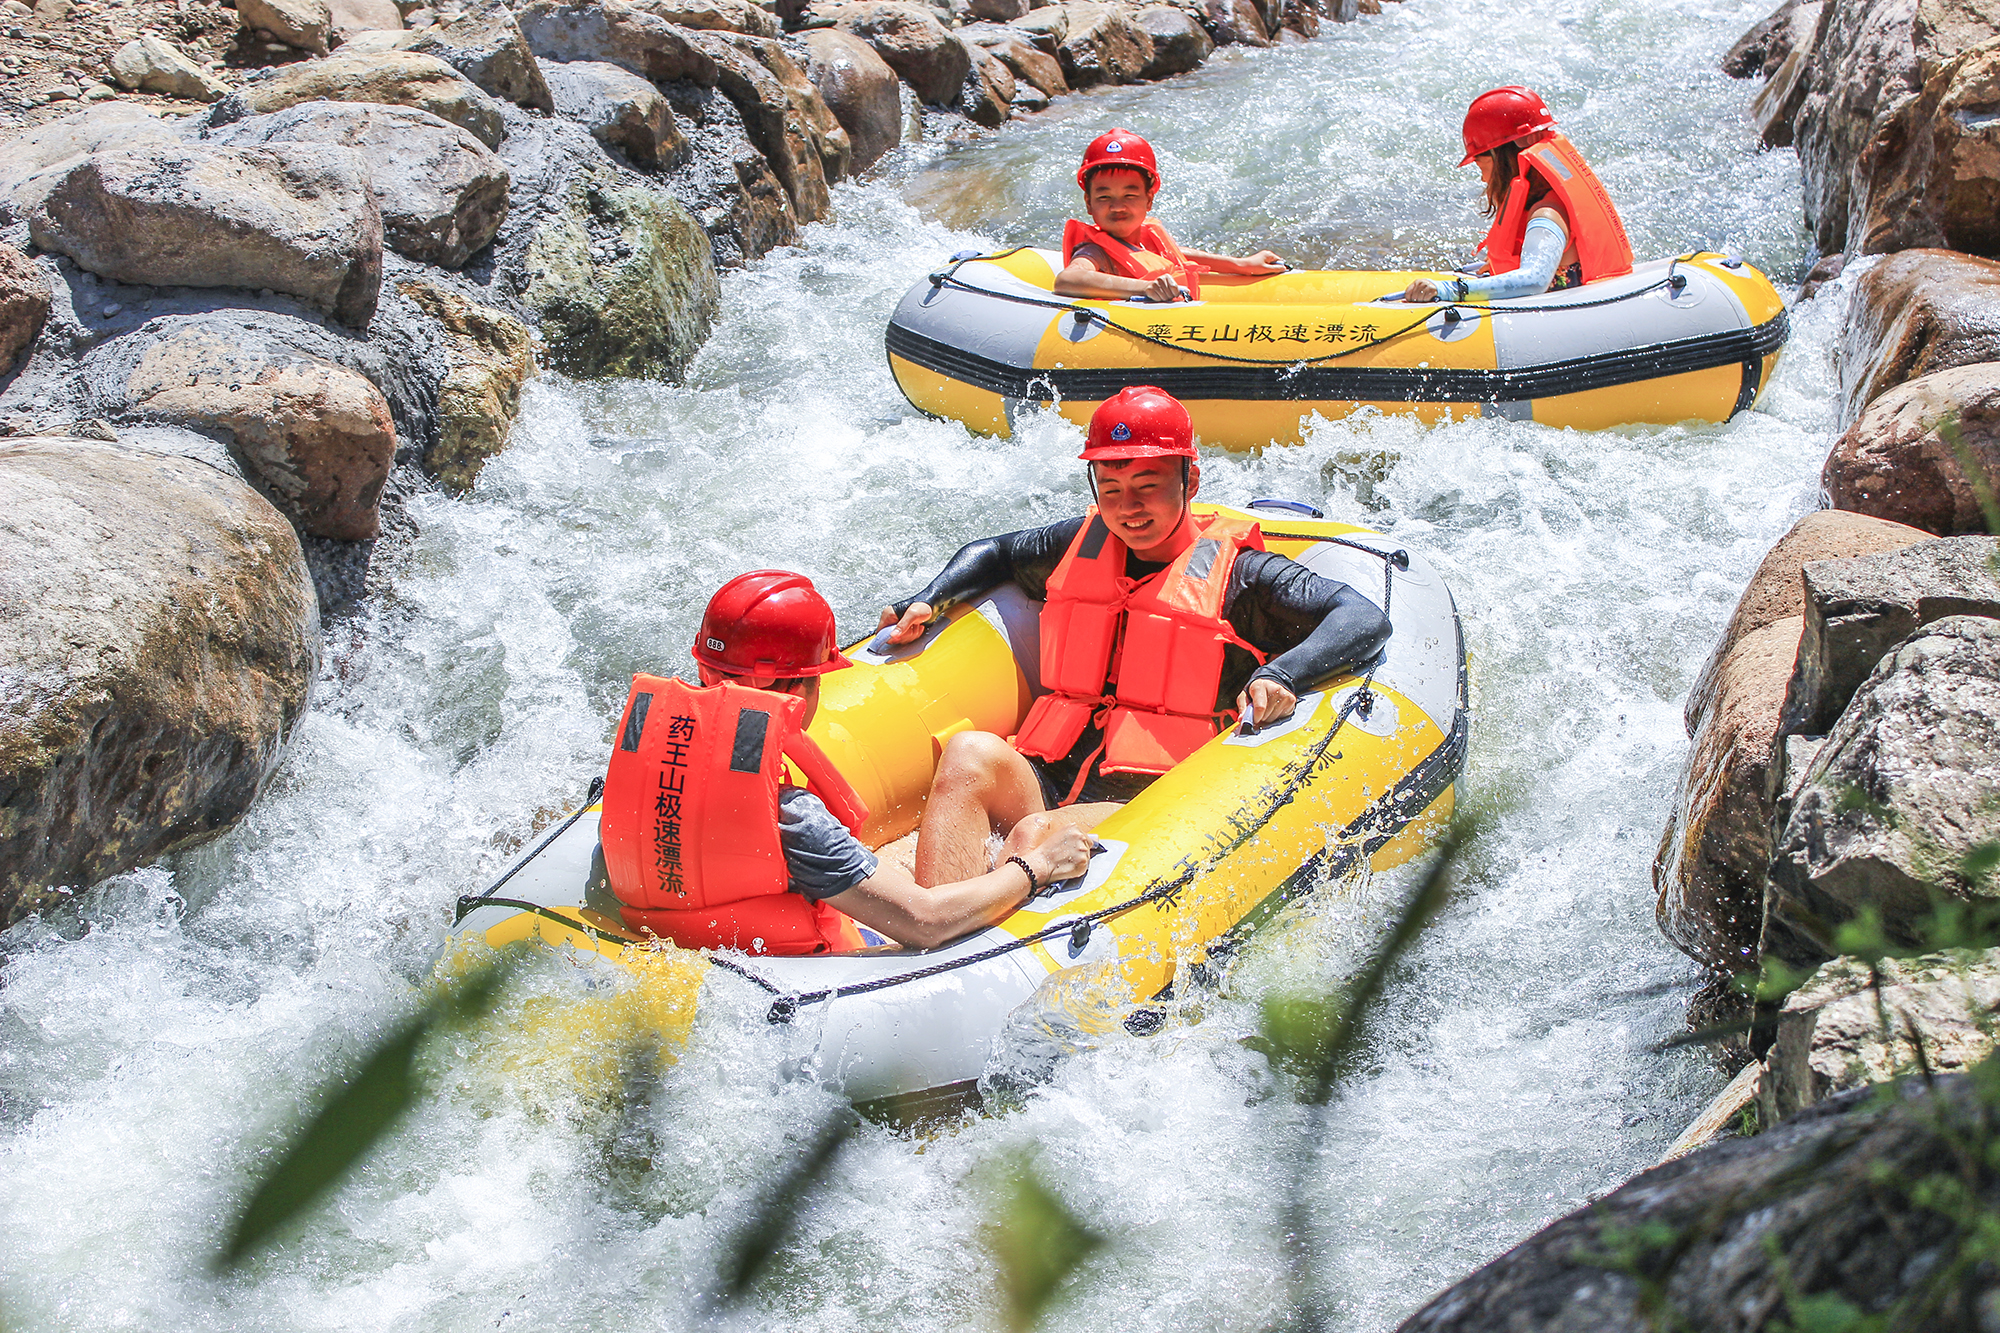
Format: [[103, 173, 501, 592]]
[[1013, 509, 1265, 792], [1479, 132, 1633, 285], [599, 675, 869, 955], [1061, 217, 1204, 299]]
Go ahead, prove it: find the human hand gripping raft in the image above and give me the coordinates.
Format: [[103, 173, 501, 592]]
[[1052, 129, 1286, 305]]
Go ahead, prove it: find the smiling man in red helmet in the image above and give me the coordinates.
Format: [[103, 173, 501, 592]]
[[1053, 128, 1285, 304], [599, 570, 1092, 953], [876, 386, 1391, 886]]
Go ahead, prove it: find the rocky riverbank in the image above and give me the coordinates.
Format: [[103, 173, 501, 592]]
[[0, 0, 1392, 927], [1398, 0, 2000, 1325]]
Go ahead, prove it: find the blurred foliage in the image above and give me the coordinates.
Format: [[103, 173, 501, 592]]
[[708, 1111, 858, 1311], [984, 1154, 1105, 1333], [214, 946, 526, 1269]]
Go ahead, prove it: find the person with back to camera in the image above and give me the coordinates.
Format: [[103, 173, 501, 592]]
[[1401, 87, 1635, 304], [874, 385, 1392, 887], [1053, 128, 1287, 305], [599, 571, 1092, 953]]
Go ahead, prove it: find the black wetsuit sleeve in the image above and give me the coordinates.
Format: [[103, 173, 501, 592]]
[[891, 516, 1086, 617], [1224, 551, 1392, 696]]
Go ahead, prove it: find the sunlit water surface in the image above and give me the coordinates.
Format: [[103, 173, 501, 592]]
[[2, 1, 1835, 1328]]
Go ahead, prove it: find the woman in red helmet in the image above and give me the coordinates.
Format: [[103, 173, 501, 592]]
[[599, 570, 1092, 952], [874, 387, 1390, 885], [1402, 87, 1634, 304], [1054, 129, 1286, 304]]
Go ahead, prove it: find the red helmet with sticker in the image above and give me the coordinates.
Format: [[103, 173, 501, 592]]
[[691, 570, 852, 678], [1079, 385, 1196, 461], [1459, 86, 1557, 166], [1077, 128, 1161, 191]]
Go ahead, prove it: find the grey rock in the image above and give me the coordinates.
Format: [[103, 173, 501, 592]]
[[1054, 2, 1153, 87], [1747, 1, 1822, 149], [0, 436, 318, 926], [395, 277, 534, 493], [1839, 248, 2000, 422], [209, 49, 509, 149], [0, 104, 181, 227], [1722, 0, 1810, 78], [628, 0, 779, 38], [817, 1, 970, 105], [1781, 535, 2000, 737], [516, 0, 720, 87], [0, 242, 50, 377], [80, 314, 399, 540], [1395, 1075, 2000, 1332], [204, 102, 509, 268], [686, 29, 848, 218], [801, 27, 900, 171], [27, 143, 384, 328], [239, 0, 332, 54], [1850, 38, 2000, 257], [328, 0, 402, 42], [1197, 0, 1268, 47], [1134, 4, 1209, 77], [960, 23, 1068, 96], [653, 80, 801, 263], [108, 35, 230, 102], [1009, 2, 1067, 50], [399, 5, 554, 112], [1761, 948, 2000, 1123], [1766, 615, 2000, 969], [544, 58, 688, 169], [959, 38, 1013, 126]]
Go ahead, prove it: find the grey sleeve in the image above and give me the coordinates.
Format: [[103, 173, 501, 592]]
[[777, 788, 879, 902]]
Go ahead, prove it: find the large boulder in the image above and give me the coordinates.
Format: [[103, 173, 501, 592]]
[[1839, 248, 2000, 421], [629, 0, 779, 38], [1054, 2, 1153, 87], [1197, 0, 1269, 47], [107, 35, 230, 102], [1761, 948, 2000, 1122], [0, 436, 318, 926], [1747, 1, 1825, 148], [212, 50, 510, 148], [517, 0, 719, 87], [329, 0, 403, 42], [653, 82, 801, 263], [1723, 0, 1814, 78], [960, 23, 1068, 96], [819, 2, 970, 105], [1780, 534, 2000, 737], [1765, 615, 2000, 969], [967, 0, 1027, 19], [203, 102, 509, 269], [0, 244, 50, 378], [544, 58, 688, 169], [1657, 511, 1930, 978], [397, 279, 534, 493], [520, 157, 722, 378], [82, 316, 399, 541], [1394, 1076, 1998, 1332], [27, 143, 383, 328], [802, 28, 900, 172], [1824, 362, 2000, 534], [687, 30, 850, 219], [397, 5, 554, 112], [1856, 37, 2000, 256], [1135, 5, 1211, 77], [959, 39, 1014, 126], [0, 105, 181, 226], [1010, 3, 1068, 50], [239, 0, 333, 54], [1791, 0, 2000, 256]]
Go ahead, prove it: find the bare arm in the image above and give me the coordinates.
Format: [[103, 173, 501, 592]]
[[820, 819, 1093, 949], [1053, 257, 1183, 303], [1181, 247, 1285, 275]]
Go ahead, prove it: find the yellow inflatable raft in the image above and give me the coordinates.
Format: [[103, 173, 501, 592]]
[[887, 250, 1789, 448], [444, 504, 1468, 1112]]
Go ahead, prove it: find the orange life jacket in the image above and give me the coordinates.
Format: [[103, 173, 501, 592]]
[[1062, 217, 1204, 299], [1013, 509, 1265, 792], [1479, 132, 1633, 285], [600, 675, 869, 955]]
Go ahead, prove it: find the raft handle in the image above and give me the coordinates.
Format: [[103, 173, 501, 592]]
[[1068, 919, 1094, 957]]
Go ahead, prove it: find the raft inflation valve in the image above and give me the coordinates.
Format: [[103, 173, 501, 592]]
[[1669, 273, 1689, 294], [1441, 306, 1463, 325], [1389, 549, 1411, 570]]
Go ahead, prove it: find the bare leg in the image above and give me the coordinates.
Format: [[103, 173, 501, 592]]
[[914, 732, 1049, 886]]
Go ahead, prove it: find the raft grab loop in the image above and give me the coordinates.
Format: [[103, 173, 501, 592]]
[[731, 534, 1405, 1025]]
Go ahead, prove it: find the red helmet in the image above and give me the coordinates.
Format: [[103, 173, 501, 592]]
[[1459, 86, 1557, 166], [1076, 128, 1160, 191], [1079, 385, 1196, 461], [691, 570, 852, 678]]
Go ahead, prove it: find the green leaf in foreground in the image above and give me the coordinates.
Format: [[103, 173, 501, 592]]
[[214, 946, 524, 1270], [985, 1155, 1105, 1333], [710, 1111, 857, 1309]]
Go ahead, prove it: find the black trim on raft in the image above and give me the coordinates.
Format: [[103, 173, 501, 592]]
[[886, 309, 1790, 411], [1733, 354, 1764, 417]]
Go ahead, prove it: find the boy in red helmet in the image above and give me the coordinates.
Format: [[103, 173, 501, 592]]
[[600, 570, 1090, 953], [1053, 128, 1286, 304], [876, 387, 1390, 885]]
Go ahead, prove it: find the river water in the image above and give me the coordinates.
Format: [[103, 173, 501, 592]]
[[1, 1, 1835, 1328]]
